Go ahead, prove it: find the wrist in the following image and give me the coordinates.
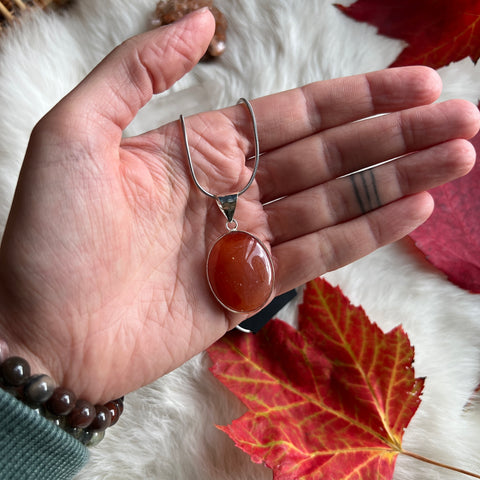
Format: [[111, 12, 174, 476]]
[[0, 336, 124, 447], [0, 309, 60, 390]]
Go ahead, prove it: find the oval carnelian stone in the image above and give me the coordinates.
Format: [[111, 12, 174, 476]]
[[206, 231, 274, 313]]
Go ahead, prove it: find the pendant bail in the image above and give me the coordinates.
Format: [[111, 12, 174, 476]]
[[215, 194, 238, 223]]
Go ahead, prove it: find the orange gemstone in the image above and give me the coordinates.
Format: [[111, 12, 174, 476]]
[[206, 231, 274, 313]]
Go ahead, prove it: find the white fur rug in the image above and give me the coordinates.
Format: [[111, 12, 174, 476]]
[[1, 1, 480, 479]]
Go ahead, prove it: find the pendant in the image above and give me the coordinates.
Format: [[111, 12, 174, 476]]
[[206, 195, 274, 313], [207, 230, 274, 313]]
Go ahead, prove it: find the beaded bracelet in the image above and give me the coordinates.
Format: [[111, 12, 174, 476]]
[[0, 340, 123, 447]]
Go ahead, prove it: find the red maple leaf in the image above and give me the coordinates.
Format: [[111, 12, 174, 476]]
[[208, 278, 424, 479], [409, 130, 480, 293], [335, 0, 480, 69]]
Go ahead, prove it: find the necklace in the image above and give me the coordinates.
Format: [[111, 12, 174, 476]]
[[179, 98, 274, 314]]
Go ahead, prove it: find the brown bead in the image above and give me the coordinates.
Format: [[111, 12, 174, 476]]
[[46, 387, 77, 415], [207, 231, 274, 313], [1, 356, 31, 386], [90, 405, 112, 432], [68, 399, 95, 429], [105, 400, 121, 426], [24, 374, 55, 404], [115, 397, 124, 416]]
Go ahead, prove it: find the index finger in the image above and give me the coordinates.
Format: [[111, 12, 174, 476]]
[[225, 66, 442, 154]]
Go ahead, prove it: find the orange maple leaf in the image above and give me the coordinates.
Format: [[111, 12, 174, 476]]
[[208, 278, 424, 479]]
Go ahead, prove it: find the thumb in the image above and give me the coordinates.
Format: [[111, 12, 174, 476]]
[[47, 8, 215, 139]]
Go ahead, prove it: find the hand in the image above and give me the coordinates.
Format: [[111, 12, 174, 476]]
[[0, 8, 477, 404]]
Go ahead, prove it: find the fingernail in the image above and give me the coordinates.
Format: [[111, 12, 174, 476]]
[[153, 6, 212, 29], [183, 6, 211, 20], [195, 6, 211, 14]]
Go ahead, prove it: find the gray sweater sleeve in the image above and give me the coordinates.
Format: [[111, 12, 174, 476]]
[[0, 388, 89, 480]]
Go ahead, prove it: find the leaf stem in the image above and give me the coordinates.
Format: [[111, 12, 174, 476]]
[[401, 449, 480, 479]]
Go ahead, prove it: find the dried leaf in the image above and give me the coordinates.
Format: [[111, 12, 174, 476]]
[[335, 0, 480, 69], [208, 278, 424, 479]]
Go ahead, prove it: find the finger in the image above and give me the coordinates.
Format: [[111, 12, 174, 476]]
[[45, 9, 215, 141], [169, 66, 442, 195], [272, 193, 434, 294], [265, 139, 475, 245], [256, 99, 480, 202], [219, 66, 442, 156]]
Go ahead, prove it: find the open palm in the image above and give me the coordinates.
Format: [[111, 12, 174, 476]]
[[0, 9, 477, 404]]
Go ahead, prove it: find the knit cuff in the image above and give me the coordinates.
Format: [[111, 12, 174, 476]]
[[0, 388, 89, 480]]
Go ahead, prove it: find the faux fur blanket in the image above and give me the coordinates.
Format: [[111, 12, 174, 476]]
[[1, 1, 479, 479]]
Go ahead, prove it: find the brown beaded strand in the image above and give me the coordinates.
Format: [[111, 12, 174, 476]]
[[0, 354, 124, 446]]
